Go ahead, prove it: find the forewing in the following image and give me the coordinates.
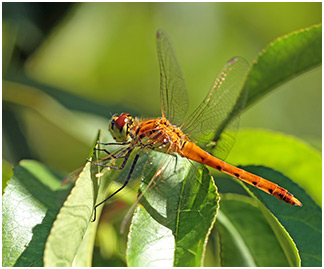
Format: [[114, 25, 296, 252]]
[[157, 30, 189, 125], [182, 57, 250, 160]]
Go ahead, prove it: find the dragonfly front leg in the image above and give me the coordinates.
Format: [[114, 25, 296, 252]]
[[94, 141, 131, 158], [96, 141, 131, 146], [92, 150, 141, 222], [88, 147, 133, 170], [94, 146, 130, 159]]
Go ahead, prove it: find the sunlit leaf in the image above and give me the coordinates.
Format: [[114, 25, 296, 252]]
[[127, 153, 219, 266], [43, 129, 144, 266], [43, 160, 97, 266], [43, 131, 106, 266], [2, 160, 70, 267]]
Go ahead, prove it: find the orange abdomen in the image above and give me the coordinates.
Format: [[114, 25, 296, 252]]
[[180, 141, 302, 206]]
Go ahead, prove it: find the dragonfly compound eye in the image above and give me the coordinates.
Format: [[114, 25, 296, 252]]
[[109, 113, 133, 142]]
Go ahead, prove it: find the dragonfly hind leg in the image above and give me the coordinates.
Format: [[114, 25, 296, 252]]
[[91, 150, 141, 222], [169, 153, 179, 173]]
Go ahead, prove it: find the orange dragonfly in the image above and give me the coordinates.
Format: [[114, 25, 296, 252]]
[[90, 30, 302, 222]]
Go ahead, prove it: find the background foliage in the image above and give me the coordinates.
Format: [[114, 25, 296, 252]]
[[3, 2, 321, 267]]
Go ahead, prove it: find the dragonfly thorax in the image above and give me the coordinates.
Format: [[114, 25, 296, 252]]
[[109, 113, 135, 142], [131, 117, 187, 154], [110, 113, 187, 154]]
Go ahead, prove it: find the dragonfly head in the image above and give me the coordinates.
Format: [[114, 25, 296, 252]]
[[109, 113, 134, 142]]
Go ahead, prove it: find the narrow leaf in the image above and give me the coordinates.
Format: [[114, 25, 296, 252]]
[[43, 131, 106, 266], [44, 129, 139, 266], [245, 24, 322, 106], [43, 160, 96, 266]]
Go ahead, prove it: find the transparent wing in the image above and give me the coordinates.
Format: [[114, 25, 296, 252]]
[[157, 30, 189, 126], [182, 57, 250, 160]]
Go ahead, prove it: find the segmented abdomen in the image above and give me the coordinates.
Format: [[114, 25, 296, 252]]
[[180, 141, 302, 206]]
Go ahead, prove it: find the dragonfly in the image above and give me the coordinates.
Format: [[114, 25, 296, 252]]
[[90, 30, 302, 222]]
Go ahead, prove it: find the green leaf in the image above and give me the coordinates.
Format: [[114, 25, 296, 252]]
[[2, 160, 71, 267], [43, 129, 141, 266], [227, 129, 322, 205], [43, 160, 96, 266], [43, 130, 109, 266], [2, 159, 13, 193], [245, 24, 322, 106], [127, 153, 219, 266], [239, 166, 321, 267], [215, 194, 293, 266]]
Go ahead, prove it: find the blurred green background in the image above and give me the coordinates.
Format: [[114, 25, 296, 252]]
[[3, 2, 321, 174]]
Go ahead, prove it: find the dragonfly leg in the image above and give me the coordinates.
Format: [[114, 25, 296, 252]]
[[95, 147, 130, 159], [94, 141, 131, 158], [96, 141, 130, 146], [88, 147, 133, 170], [169, 153, 178, 172], [91, 150, 141, 222]]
